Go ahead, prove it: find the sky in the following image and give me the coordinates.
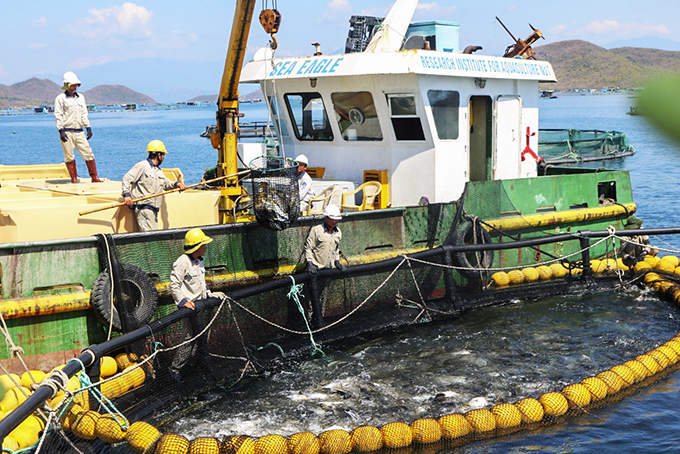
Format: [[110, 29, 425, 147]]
[[2, 0, 680, 102]]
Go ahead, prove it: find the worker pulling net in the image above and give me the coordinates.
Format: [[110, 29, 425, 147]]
[[249, 156, 299, 230], [538, 129, 636, 164]]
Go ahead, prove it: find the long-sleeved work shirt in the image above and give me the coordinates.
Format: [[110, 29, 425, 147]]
[[54, 91, 90, 131], [122, 159, 178, 209], [304, 222, 342, 269], [298, 171, 315, 213], [170, 254, 212, 308]]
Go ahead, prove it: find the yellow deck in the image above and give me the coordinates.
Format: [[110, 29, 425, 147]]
[[0, 164, 220, 243]]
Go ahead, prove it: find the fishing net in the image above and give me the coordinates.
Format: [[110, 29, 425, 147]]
[[248, 156, 300, 231], [538, 129, 635, 164]]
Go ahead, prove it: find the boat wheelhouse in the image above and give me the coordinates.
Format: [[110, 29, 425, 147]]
[[241, 19, 556, 208]]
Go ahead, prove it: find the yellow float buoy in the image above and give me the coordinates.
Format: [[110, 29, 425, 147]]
[[100, 356, 118, 377], [350, 426, 382, 452], [549, 263, 568, 278], [318, 430, 351, 454], [438, 413, 472, 438], [410, 418, 442, 444], [288, 432, 321, 454], [21, 370, 46, 389], [536, 265, 552, 280], [464, 409, 496, 432], [521, 267, 539, 282], [490, 403, 522, 428], [125, 421, 160, 454], [561, 384, 591, 407], [379, 422, 412, 449], [491, 272, 510, 287], [190, 437, 221, 454], [153, 433, 190, 454], [514, 398, 544, 423], [507, 269, 525, 285], [538, 392, 568, 416]]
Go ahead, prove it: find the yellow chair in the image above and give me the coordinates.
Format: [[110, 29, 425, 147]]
[[306, 185, 336, 215], [341, 181, 382, 212]]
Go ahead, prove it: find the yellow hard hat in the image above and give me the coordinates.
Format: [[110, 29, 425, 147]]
[[184, 228, 213, 254], [146, 140, 167, 154]]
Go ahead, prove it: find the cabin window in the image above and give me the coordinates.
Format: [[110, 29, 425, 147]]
[[267, 96, 290, 139], [427, 90, 460, 140], [284, 93, 334, 141], [386, 94, 425, 141], [331, 91, 383, 141]]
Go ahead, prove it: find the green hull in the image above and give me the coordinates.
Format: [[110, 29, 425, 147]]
[[0, 169, 634, 372]]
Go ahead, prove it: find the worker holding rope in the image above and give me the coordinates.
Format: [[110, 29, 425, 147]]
[[169, 228, 226, 382], [302, 204, 345, 329], [122, 140, 187, 231]]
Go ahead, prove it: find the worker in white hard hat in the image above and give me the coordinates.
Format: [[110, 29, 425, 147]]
[[301, 204, 345, 328], [169, 228, 227, 382], [121, 139, 187, 232], [295, 154, 315, 214], [54, 71, 102, 183]]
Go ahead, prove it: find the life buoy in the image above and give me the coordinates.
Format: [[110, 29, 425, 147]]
[[90, 263, 158, 333], [451, 220, 494, 279]]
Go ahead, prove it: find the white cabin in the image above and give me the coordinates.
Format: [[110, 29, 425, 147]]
[[240, 20, 556, 208]]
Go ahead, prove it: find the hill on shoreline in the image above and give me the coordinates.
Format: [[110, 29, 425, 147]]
[[535, 40, 680, 91], [0, 78, 156, 109]]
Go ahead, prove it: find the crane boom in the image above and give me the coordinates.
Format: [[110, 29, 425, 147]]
[[212, 1, 274, 223]]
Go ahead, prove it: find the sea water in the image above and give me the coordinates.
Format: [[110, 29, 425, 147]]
[[2, 95, 680, 452]]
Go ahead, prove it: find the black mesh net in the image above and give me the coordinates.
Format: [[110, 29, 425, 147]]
[[249, 156, 299, 231]]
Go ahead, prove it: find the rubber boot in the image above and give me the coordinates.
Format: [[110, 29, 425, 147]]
[[65, 160, 78, 183], [85, 159, 102, 182]]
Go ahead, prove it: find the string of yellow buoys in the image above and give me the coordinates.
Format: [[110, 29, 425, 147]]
[[6, 255, 680, 454], [1, 352, 150, 452]]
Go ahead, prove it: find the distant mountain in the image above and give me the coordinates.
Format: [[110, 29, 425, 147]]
[[0, 77, 156, 109], [83, 85, 155, 105], [187, 88, 263, 104], [606, 37, 680, 52], [534, 40, 680, 91]]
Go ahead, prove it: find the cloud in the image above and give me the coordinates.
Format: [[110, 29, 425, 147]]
[[66, 2, 153, 39], [32, 17, 48, 28], [28, 43, 46, 50], [415, 3, 458, 15], [327, 0, 350, 10], [552, 19, 669, 41]]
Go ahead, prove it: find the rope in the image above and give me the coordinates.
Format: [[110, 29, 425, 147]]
[[286, 276, 323, 356]]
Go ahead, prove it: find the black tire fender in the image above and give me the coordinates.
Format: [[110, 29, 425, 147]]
[[90, 263, 158, 333], [451, 220, 494, 278]]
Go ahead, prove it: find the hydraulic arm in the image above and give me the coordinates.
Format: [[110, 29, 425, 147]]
[[211, 1, 280, 223]]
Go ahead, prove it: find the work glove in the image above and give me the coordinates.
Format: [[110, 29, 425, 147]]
[[86, 127, 93, 140], [334, 260, 346, 272], [211, 291, 227, 300], [307, 261, 318, 276], [59, 129, 68, 142]]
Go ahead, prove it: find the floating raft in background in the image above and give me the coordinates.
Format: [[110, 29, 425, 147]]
[[539, 129, 636, 165]]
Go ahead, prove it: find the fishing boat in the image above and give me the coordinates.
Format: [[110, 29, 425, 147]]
[[1, 0, 674, 452]]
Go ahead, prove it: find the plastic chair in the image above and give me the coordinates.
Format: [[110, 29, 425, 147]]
[[341, 181, 382, 211], [306, 185, 336, 215]]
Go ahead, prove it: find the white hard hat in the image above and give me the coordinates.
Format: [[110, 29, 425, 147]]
[[62, 71, 81, 90], [295, 154, 308, 166], [323, 204, 341, 220]]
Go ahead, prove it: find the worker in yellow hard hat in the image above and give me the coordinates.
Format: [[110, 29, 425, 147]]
[[168, 228, 227, 382], [121, 140, 187, 231]]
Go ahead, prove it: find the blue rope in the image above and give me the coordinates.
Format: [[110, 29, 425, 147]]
[[287, 276, 324, 356], [66, 358, 129, 430]]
